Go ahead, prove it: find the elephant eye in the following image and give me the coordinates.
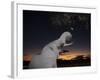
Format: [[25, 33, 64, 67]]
[[65, 36, 72, 44]]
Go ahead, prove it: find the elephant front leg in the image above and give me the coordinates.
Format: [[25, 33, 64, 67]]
[[52, 61, 57, 68]]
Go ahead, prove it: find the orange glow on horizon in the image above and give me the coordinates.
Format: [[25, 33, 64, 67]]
[[58, 51, 90, 60], [58, 54, 77, 60], [23, 50, 90, 61], [23, 54, 32, 61]]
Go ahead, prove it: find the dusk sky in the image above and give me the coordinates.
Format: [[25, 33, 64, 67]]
[[23, 10, 91, 61]]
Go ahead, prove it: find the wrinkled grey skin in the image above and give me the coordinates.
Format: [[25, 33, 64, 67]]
[[29, 32, 73, 68]]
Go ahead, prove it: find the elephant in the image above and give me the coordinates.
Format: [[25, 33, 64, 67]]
[[29, 31, 73, 69]]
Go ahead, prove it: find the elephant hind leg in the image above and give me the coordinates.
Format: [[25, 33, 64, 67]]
[[52, 63, 57, 68]]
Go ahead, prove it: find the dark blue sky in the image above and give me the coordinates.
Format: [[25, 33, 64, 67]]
[[23, 10, 91, 54]]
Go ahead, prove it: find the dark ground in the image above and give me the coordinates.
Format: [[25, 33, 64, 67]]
[[23, 56, 91, 69]]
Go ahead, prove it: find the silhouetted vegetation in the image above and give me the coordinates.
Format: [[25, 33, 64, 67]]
[[23, 61, 30, 69], [57, 55, 91, 67]]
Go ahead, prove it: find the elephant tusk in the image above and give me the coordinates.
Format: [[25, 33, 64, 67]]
[[64, 42, 73, 46]]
